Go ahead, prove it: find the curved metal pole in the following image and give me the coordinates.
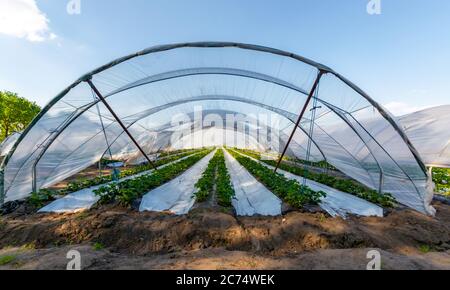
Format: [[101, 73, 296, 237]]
[[98, 96, 328, 164], [275, 70, 324, 173], [22, 69, 312, 191], [2, 42, 427, 204]]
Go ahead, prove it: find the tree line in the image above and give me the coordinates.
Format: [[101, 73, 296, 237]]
[[0, 91, 41, 142]]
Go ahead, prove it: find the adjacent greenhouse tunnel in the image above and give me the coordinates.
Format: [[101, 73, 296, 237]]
[[0, 42, 435, 215]]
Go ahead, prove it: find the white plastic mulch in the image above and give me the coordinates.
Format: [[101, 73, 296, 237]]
[[139, 150, 217, 215], [232, 150, 383, 218], [38, 153, 199, 213], [223, 149, 282, 216]]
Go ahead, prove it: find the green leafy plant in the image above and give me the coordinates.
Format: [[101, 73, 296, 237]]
[[27, 189, 57, 208], [233, 148, 396, 208], [94, 149, 213, 206], [0, 91, 40, 142], [432, 168, 450, 196], [419, 244, 431, 253], [54, 149, 206, 197], [215, 150, 235, 207], [93, 242, 104, 251], [227, 149, 326, 207], [194, 149, 235, 207], [0, 255, 16, 266], [194, 151, 219, 202]]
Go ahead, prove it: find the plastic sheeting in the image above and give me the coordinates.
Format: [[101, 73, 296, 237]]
[[232, 150, 383, 218], [224, 149, 282, 216], [139, 150, 216, 214], [398, 105, 450, 168], [0, 132, 21, 157], [0, 42, 433, 215], [39, 152, 199, 213]]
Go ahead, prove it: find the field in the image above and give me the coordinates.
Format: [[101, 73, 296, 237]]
[[0, 148, 449, 270]]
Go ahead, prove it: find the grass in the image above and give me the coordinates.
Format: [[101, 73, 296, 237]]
[[93, 242, 104, 251], [419, 244, 431, 253], [20, 242, 36, 251], [0, 255, 16, 266]]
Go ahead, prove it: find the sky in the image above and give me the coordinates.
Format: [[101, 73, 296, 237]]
[[0, 0, 449, 116]]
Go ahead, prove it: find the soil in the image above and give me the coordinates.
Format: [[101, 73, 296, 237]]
[[0, 201, 449, 270]]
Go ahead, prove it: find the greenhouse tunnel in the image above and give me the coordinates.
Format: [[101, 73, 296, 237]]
[[0, 42, 435, 215]]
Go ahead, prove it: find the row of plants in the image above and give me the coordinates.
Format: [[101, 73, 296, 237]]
[[25, 149, 207, 207], [226, 149, 326, 208], [63, 149, 206, 194], [194, 151, 219, 202], [215, 150, 235, 207], [432, 168, 450, 196], [94, 149, 213, 206], [233, 148, 336, 170], [286, 156, 337, 171], [157, 148, 197, 158], [194, 149, 235, 207], [233, 148, 396, 208]]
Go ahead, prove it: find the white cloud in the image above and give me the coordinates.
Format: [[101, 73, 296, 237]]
[[0, 0, 56, 42], [383, 102, 433, 116]]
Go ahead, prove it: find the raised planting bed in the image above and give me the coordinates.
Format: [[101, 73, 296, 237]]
[[195, 149, 235, 207], [94, 149, 214, 206], [47, 149, 205, 194], [25, 149, 209, 209], [232, 148, 396, 208], [226, 149, 326, 208]]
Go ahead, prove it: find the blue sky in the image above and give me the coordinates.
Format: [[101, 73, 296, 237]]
[[0, 0, 449, 115]]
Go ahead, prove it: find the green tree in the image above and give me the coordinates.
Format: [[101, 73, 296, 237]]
[[0, 91, 41, 142]]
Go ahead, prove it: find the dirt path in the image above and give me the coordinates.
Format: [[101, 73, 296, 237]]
[[1, 245, 448, 270], [0, 202, 449, 269]]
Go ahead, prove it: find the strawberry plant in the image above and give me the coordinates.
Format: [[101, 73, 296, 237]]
[[227, 149, 326, 207], [60, 149, 207, 195], [195, 152, 218, 202], [194, 149, 235, 207], [27, 189, 57, 208], [233, 148, 396, 208], [215, 150, 234, 207], [94, 149, 213, 206]]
